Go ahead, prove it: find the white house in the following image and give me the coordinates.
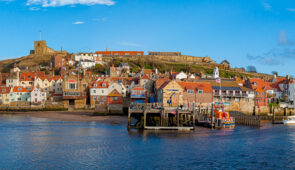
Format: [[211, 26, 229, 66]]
[[175, 71, 187, 80], [74, 53, 103, 64], [10, 86, 32, 103], [108, 82, 127, 97], [79, 60, 96, 69], [30, 87, 46, 105]]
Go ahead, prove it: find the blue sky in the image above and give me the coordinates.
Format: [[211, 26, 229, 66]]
[[0, 0, 295, 76]]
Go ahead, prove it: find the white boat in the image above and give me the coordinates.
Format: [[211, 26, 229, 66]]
[[283, 116, 295, 124]]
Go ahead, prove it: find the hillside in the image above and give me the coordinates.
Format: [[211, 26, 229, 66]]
[[0, 54, 52, 72]]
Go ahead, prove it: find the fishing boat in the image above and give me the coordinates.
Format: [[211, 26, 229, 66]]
[[214, 102, 235, 128], [283, 116, 295, 125]]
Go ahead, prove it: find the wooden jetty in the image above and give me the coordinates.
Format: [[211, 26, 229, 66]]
[[229, 111, 260, 127], [128, 103, 195, 131]]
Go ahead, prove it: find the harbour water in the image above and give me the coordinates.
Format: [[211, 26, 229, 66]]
[[0, 115, 295, 169]]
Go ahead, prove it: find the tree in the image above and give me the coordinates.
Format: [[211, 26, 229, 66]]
[[246, 65, 257, 73]]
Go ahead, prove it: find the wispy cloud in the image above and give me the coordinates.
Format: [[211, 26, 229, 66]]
[[247, 30, 295, 66], [262, 1, 271, 10], [29, 7, 40, 11], [278, 30, 293, 46], [73, 21, 84, 25], [118, 41, 143, 47], [287, 8, 295, 12], [26, 0, 115, 7]]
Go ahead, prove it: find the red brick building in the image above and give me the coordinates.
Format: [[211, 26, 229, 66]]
[[178, 82, 213, 108], [52, 55, 66, 69]]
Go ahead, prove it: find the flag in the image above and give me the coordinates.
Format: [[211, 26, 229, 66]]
[[216, 78, 221, 83]]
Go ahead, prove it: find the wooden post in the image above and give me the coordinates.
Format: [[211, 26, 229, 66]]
[[193, 111, 195, 129], [177, 111, 179, 127], [272, 108, 275, 124], [144, 110, 147, 128], [128, 109, 131, 130]]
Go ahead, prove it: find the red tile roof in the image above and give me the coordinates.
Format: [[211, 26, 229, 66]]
[[12, 86, 33, 93], [0, 87, 11, 94], [177, 82, 213, 93], [20, 72, 35, 81], [90, 81, 109, 88]]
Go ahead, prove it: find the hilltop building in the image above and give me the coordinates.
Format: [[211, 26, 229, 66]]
[[96, 48, 144, 56]]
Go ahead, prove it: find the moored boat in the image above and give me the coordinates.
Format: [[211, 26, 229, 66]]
[[283, 116, 295, 125], [214, 102, 235, 128]]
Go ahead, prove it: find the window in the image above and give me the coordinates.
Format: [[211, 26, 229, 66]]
[[2, 89, 6, 92], [102, 90, 104, 93], [245, 98, 249, 102], [94, 84, 97, 87], [113, 97, 118, 101], [93, 90, 96, 93], [68, 83, 77, 89], [187, 89, 194, 94], [93, 96, 96, 101], [97, 97, 100, 101], [198, 90, 203, 94], [35, 94, 37, 96]]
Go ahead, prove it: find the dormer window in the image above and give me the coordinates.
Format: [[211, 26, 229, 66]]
[[102, 83, 106, 87], [198, 90, 203, 94], [253, 82, 257, 86], [94, 84, 97, 87]]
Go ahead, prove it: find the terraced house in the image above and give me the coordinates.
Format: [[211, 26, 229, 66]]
[[177, 82, 213, 109], [90, 81, 109, 108], [62, 73, 90, 109], [0, 87, 11, 105], [10, 86, 32, 105], [199, 79, 255, 114]]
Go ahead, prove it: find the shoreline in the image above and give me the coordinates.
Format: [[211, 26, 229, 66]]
[[0, 111, 128, 125]]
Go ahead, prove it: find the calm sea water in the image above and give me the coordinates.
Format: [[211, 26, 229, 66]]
[[0, 115, 294, 169]]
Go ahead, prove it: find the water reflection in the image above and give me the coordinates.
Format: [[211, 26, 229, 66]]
[[1, 115, 295, 169]]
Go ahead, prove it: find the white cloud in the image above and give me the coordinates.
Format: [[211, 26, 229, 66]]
[[118, 42, 143, 47], [26, 0, 115, 7], [73, 21, 84, 24], [287, 8, 295, 12], [262, 1, 271, 10]]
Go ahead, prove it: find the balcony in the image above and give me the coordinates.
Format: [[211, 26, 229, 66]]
[[131, 94, 146, 99], [63, 92, 86, 99], [214, 92, 247, 97]]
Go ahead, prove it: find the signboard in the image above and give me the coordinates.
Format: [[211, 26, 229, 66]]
[[167, 89, 179, 91]]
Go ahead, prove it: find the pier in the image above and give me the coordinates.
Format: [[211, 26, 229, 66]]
[[128, 103, 195, 130]]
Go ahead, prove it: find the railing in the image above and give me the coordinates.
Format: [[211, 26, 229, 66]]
[[214, 93, 248, 97], [63, 92, 85, 96], [129, 103, 163, 111]]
